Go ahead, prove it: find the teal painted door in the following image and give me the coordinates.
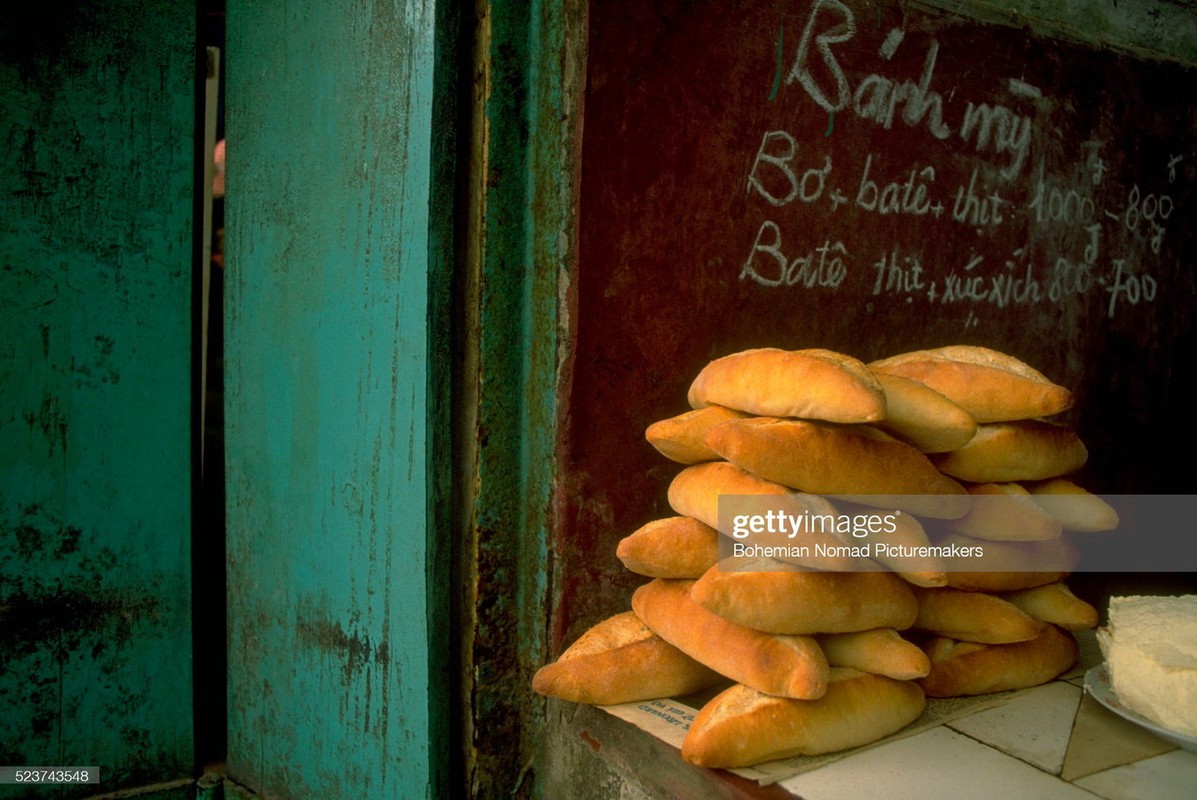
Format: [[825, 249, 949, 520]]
[[0, 2, 196, 795], [223, 1, 451, 797]]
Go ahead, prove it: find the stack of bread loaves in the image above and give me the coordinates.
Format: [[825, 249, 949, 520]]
[[533, 345, 1109, 769]]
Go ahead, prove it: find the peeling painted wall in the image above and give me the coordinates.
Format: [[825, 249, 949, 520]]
[[0, 1, 195, 795], [223, 1, 449, 797]]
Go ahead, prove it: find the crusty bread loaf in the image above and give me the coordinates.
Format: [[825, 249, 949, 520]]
[[832, 499, 946, 587], [946, 570, 1068, 592], [532, 611, 724, 704], [703, 417, 970, 519], [939, 533, 1076, 592], [687, 348, 886, 423], [632, 578, 829, 699], [616, 516, 719, 578], [946, 483, 1063, 541], [869, 345, 1073, 423], [691, 564, 919, 635], [816, 629, 932, 680], [919, 623, 1079, 697], [999, 582, 1098, 631], [645, 405, 749, 464], [932, 420, 1088, 483], [912, 586, 1041, 644], [1025, 478, 1120, 532], [872, 372, 978, 453], [666, 461, 864, 571], [681, 669, 926, 767]]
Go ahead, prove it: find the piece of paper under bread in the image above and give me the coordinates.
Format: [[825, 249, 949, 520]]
[[631, 578, 829, 700], [912, 586, 1041, 644], [932, 420, 1088, 483], [869, 345, 1074, 423], [531, 611, 724, 705], [691, 563, 919, 635], [687, 347, 886, 423], [615, 516, 719, 578], [703, 417, 970, 519], [918, 623, 1079, 697], [681, 669, 926, 767]]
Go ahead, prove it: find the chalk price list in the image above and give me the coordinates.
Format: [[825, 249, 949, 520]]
[[734, 0, 1184, 326]]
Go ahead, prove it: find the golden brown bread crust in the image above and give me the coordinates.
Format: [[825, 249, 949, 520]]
[[666, 461, 864, 570], [531, 611, 724, 704], [667, 460, 790, 525], [692, 565, 919, 634], [645, 405, 749, 465], [1025, 478, 1120, 532], [616, 516, 719, 578], [873, 372, 978, 453], [816, 629, 932, 680], [631, 578, 829, 699], [687, 348, 886, 423], [869, 345, 1074, 423], [681, 669, 926, 767], [837, 502, 945, 587], [932, 421, 1088, 483], [946, 483, 1064, 542], [918, 623, 1079, 697], [912, 586, 1041, 643], [703, 417, 970, 519], [999, 582, 1098, 631], [938, 533, 1077, 591], [946, 570, 1068, 592]]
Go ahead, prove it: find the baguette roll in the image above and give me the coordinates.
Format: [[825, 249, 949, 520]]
[[645, 405, 749, 465], [681, 670, 926, 767], [932, 420, 1088, 483], [946, 483, 1064, 542], [666, 461, 864, 571], [632, 578, 829, 699], [703, 417, 970, 519], [869, 345, 1073, 423], [691, 564, 919, 635], [816, 628, 932, 680], [835, 500, 946, 587], [939, 533, 1078, 591], [919, 623, 1079, 697], [687, 347, 886, 423], [912, 586, 1041, 644], [1025, 478, 1120, 532], [999, 582, 1099, 631], [532, 611, 724, 705], [873, 372, 978, 453], [946, 570, 1068, 592], [616, 516, 719, 578]]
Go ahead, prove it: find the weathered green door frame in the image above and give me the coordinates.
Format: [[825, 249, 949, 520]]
[[223, 0, 457, 797], [456, 0, 585, 796]]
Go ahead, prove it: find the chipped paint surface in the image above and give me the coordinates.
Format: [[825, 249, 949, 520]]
[[223, 1, 446, 797], [0, 0, 195, 791]]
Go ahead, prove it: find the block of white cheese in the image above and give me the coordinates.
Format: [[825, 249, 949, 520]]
[[1097, 595, 1197, 736]]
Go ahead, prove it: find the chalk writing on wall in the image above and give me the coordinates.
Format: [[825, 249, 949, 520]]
[[735, 0, 1185, 327]]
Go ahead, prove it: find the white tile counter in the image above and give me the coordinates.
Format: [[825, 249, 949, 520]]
[[580, 629, 1197, 799], [777, 631, 1196, 800]]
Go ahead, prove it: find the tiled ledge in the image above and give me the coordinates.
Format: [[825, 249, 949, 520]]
[[538, 630, 1197, 799]]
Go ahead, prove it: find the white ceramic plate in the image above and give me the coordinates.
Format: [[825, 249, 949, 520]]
[[1084, 664, 1197, 753]]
